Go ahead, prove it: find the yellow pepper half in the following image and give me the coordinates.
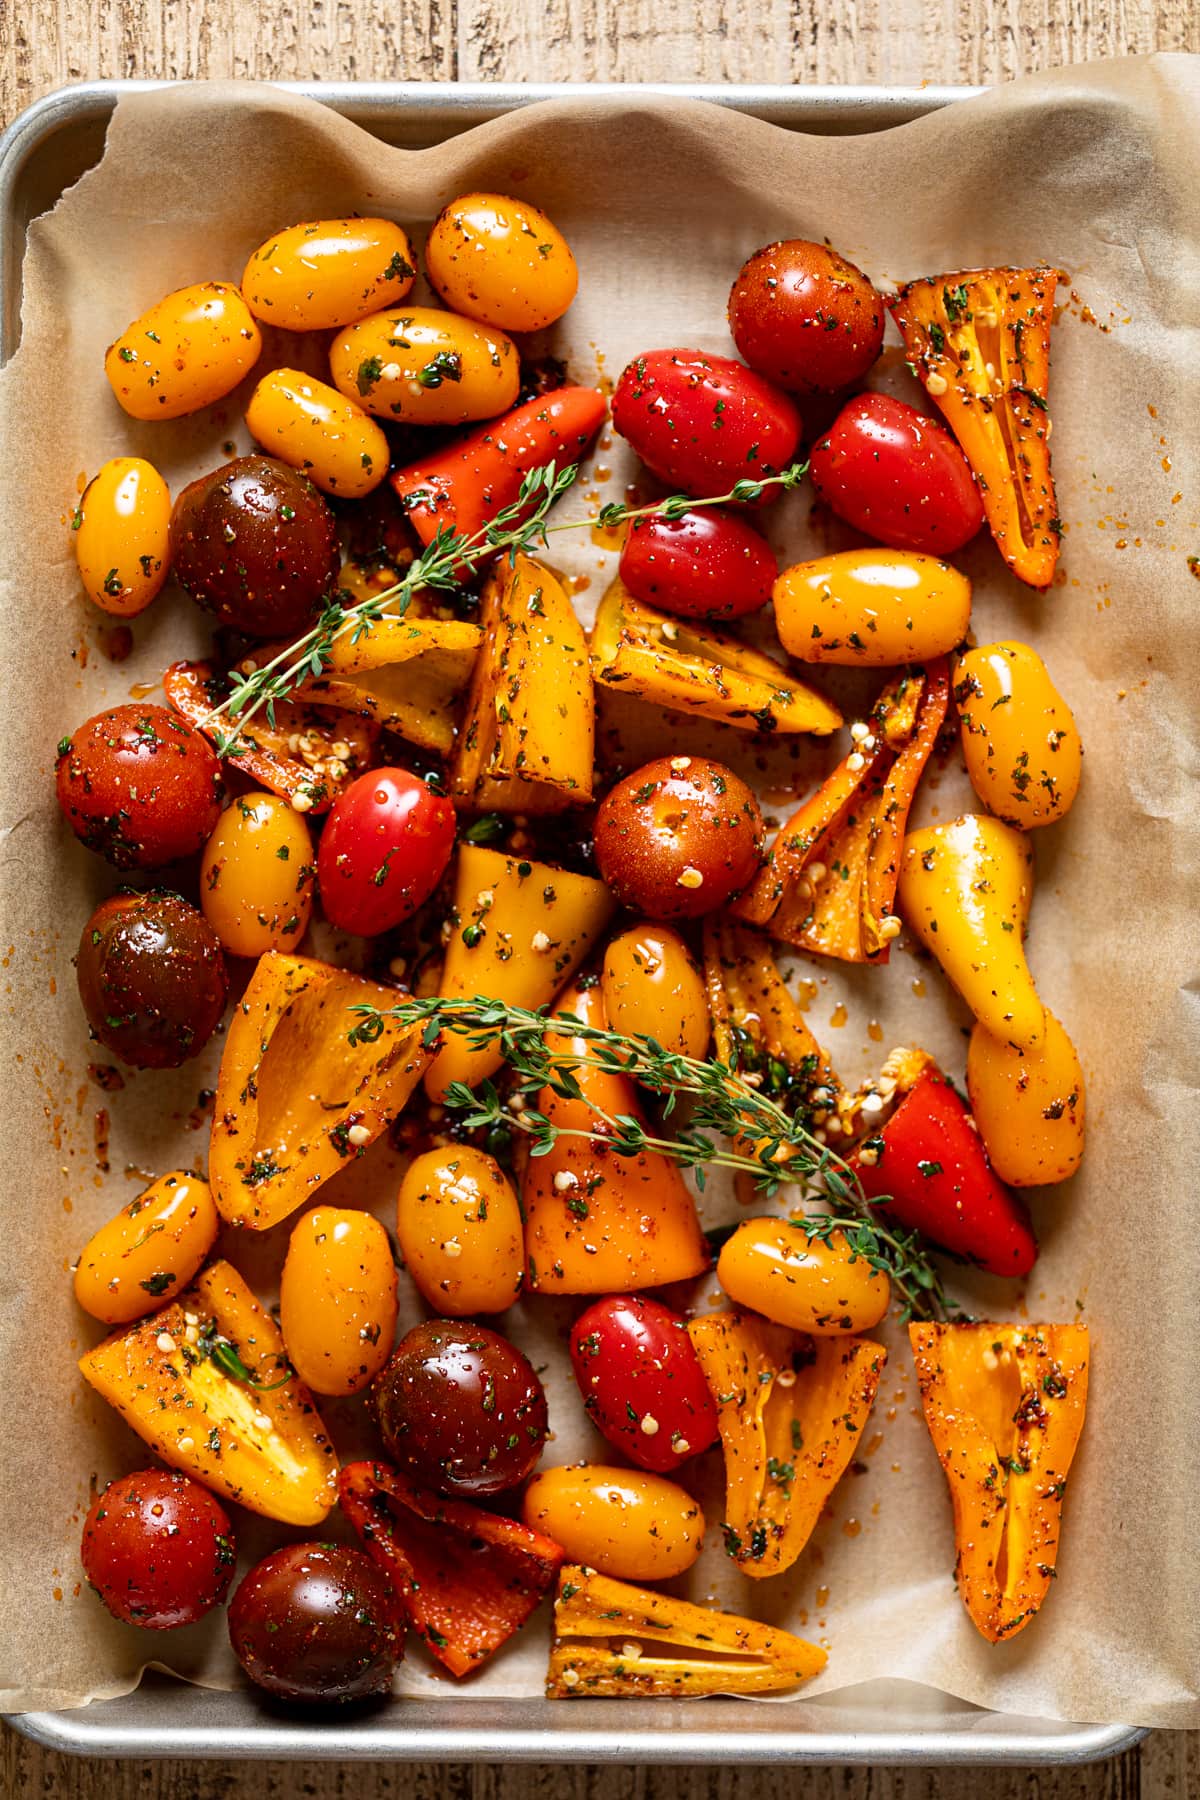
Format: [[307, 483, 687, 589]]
[[688, 1309, 886, 1579], [898, 814, 1045, 1050], [279, 615, 482, 757], [547, 1565, 826, 1697], [210, 952, 427, 1230], [910, 1321, 1089, 1643], [80, 1260, 338, 1526]]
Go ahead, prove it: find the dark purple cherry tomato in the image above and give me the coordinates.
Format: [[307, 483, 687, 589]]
[[729, 240, 885, 394], [570, 1294, 719, 1473], [170, 454, 339, 638], [81, 1469, 235, 1630], [77, 891, 228, 1069], [56, 704, 223, 870], [611, 349, 801, 503], [809, 392, 985, 555], [594, 755, 764, 920], [228, 1543, 401, 1703], [317, 768, 456, 937], [373, 1321, 548, 1498], [619, 507, 776, 620]]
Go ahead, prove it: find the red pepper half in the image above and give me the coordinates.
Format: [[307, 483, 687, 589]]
[[339, 1461, 564, 1677], [391, 387, 607, 555], [850, 1067, 1036, 1276]]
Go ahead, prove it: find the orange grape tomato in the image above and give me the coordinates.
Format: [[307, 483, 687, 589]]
[[279, 1208, 398, 1397], [396, 1146, 524, 1315], [73, 1171, 219, 1325], [245, 369, 390, 499], [425, 192, 578, 332], [955, 641, 1082, 828], [522, 1464, 705, 1581], [241, 218, 417, 331], [73, 457, 171, 617], [104, 282, 261, 421], [199, 792, 315, 959], [328, 307, 520, 427], [600, 923, 710, 1059], [717, 1217, 890, 1334]]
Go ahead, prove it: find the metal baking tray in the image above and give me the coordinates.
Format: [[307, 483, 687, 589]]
[[0, 78, 1142, 1767]]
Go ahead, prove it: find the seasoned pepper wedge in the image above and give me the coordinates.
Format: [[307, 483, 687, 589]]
[[280, 615, 482, 756], [339, 1461, 564, 1676], [910, 1321, 1089, 1642], [210, 952, 427, 1229], [452, 552, 594, 812], [547, 1565, 826, 1697], [687, 1309, 886, 1578], [591, 578, 842, 735], [889, 269, 1061, 588], [736, 661, 949, 961], [79, 1260, 338, 1526]]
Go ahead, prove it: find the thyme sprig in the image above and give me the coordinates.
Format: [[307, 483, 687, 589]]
[[348, 993, 954, 1323], [203, 455, 809, 758]]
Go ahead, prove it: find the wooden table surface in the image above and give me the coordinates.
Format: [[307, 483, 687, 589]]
[[2, 2, 1198, 1795]]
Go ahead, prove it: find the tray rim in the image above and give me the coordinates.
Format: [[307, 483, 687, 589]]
[[0, 73, 1144, 1769]]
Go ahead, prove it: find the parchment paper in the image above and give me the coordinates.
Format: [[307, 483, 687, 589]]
[[0, 59, 1197, 1726]]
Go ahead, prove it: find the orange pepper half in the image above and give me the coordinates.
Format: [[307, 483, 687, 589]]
[[688, 1309, 886, 1579], [910, 1320, 1089, 1643], [339, 1460, 564, 1677], [889, 268, 1061, 589], [735, 660, 948, 962]]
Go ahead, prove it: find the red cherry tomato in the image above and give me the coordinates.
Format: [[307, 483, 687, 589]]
[[55, 704, 223, 870], [81, 1469, 236, 1629], [728, 240, 885, 395], [619, 507, 776, 620], [810, 393, 985, 555], [317, 767, 455, 936], [569, 1294, 719, 1473], [611, 350, 801, 503]]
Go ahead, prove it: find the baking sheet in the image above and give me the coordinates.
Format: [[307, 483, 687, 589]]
[[0, 59, 1197, 1728]]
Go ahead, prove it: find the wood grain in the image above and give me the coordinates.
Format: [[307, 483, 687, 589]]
[[1, 1, 1198, 1795]]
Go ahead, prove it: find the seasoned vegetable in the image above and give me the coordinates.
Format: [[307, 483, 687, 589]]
[[81, 1469, 235, 1630], [955, 641, 1081, 828], [600, 923, 710, 1061], [810, 394, 984, 555], [612, 348, 801, 499], [688, 1309, 885, 1579], [773, 549, 971, 667], [547, 1566, 826, 1697], [523, 1465, 705, 1581], [284, 615, 482, 756], [229, 1543, 402, 1701], [594, 755, 764, 921], [209, 951, 427, 1230], [76, 893, 228, 1071], [728, 239, 885, 394], [245, 368, 390, 498], [717, 1219, 890, 1335], [241, 217, 417, 330], [619, 507, 776, 620], [425, 192, 578, 331], [79, 1260, 339, 1526], [910, 1321, 1089, 1641], [200, 792, 315, 958], [966, 1013, 1086, 1187], [104, 281, 261, 420], [56, 704, 223, 870], [395, 1146, 524, 1315], [279, 1207, 398, 1396], [569, 1294, 719, 1472], [316, 767, 456, 937], [73, 456, 171, 617], [329, 306, 520, 426], [74, 1170, 219, 1325]]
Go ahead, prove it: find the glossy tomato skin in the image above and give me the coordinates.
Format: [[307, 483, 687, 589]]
[[104, 282, 261, 421], [618, 507, 776, 620], [569, 1294, 719, 1472], [74, 457, 171, 617], [728, 240, 885, 394], [611, 350, 801, 502], [241, 218, 417, 332], [373, 1321, 548, 1498], [200, 792, 315, 957], [810, 393, 984, 555], [425, 192, 578, 332], [56, 704, 223, 871], [317, 768, 455, 937], [170, 455, 339, 639], [77, 892, 228, 1069], [228, 1543, 401, 1703], [594, 754, 764, 920], [81, 1469, 235, 1629]]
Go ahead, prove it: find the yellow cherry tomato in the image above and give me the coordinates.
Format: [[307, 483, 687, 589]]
[[522, 1465, 704, 1580], [967, 1012, 1086, 1187], [104, 282, 261, 421], [279, 1207, 398, 1396], [396, 1146, 524, 1315], [200, 793, 314, 958], [245, 368, 389, 499], [600, 923, 709, 1061], [73, 1171, 218, 1325], [425, 191, 579, 333], [328, 306, 520, 427], [773, 549, 972, 665], [717, 1218, 889, 1334], [955, 641, 1082, 829], [241, 218, 417, 332], [73, 457, 171, 617]]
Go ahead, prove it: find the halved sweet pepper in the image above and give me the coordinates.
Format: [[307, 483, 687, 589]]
[[590, 579, 842, 735], [339, 1461, 563, 1676], [889, 269, 1061, 589], [910, 1320, 1089, 1642], [210, 952, 427, 1229], [424, 845, 615, 1100], [79, 1260, 338, 1526], [522, 981, 709, 1295], [164, 659, 378, 813], [736, 661, 949, 961], [452, 552, 594, 812], [687, 1309, 885, 1578], [279, 615, 482, 756], [547, 1565, 826, 1697]]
